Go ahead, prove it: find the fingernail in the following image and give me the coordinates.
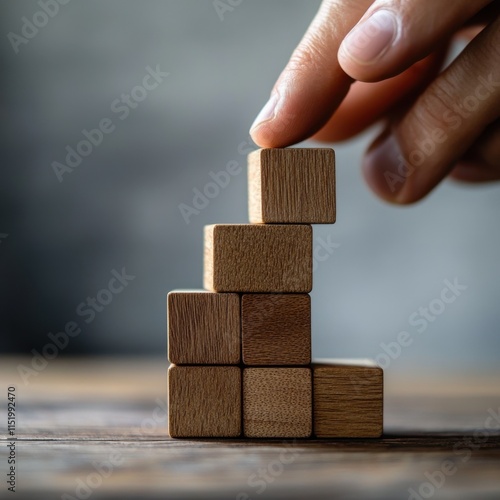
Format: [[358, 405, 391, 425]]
[[341, 10, 398, 65], [250, 91, 280, 132], [363, 134, 407, 200]]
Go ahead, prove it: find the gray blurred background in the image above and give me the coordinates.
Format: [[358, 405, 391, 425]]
[[1, 0, 499, 375]]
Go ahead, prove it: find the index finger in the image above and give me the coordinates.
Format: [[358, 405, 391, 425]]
[[249, 0, 372, 148]]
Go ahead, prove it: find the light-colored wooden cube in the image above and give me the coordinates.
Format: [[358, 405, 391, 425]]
[[248, 148, 336, 224], [313, 359, 383, 438], [168, 365, 241, 438], [167, 291, 240, 365], [204, 224, 312, 293], [241, 294, 311, 366], [243, 368, 312, 438]]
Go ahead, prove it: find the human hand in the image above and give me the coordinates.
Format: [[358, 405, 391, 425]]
[[249, 0, 500, 204]]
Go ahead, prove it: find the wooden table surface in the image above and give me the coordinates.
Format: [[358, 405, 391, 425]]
[[1, 357, 499, 499]]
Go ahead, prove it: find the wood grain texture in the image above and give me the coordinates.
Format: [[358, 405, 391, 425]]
[[168, 365, 241, 438], [243, 367, 312, 438], [241, 294, 311, 365], [167, 290, 240, 365], [204, 224, 312, 293], [313, 359, 383, 438], [248, 148, 336, 224]]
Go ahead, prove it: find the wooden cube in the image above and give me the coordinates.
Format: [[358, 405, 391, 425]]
[[204, 224, 312, 293], [313, 359, 383, 438], [241, 294, 311, 366], [248, 148, 336, 224], [168, 365, 241, 438], [167, 291, 240, 365], [243, 368, 312, 438]]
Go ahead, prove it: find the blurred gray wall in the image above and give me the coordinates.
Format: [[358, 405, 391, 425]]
[[1, 1, 499, 374]]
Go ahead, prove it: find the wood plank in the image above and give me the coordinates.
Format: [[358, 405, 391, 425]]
[[9, 439, 500, 499], [313, 359, 383, 438], [168, 365, 241, 438], [248, 148, 336, 224], [167, 290, 240, 365], [2, 358, 500, 499], [243, 367, 312, 438], [204, 224, 312, 293], [241, 293, 311, 365]]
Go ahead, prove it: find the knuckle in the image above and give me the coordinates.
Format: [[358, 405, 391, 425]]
[[287, 35, 330, 74], [410, 75, 458, 133], [483, 20, 500, 62]]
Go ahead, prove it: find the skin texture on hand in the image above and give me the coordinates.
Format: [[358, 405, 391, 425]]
[[249, 0, 500, 204]]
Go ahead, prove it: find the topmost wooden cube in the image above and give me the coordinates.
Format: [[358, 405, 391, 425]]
[[248, 148, 336, 224]]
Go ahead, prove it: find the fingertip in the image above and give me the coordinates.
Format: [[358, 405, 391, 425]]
[[362, 131, 402, 203], [362, 131, 426, 205], [249, 83, 346, 148], [249, 92, 280, 142], [249, 122, 279, 148]]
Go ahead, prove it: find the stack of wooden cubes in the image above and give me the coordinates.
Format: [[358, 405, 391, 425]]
[[168, 148, 383, 439]]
